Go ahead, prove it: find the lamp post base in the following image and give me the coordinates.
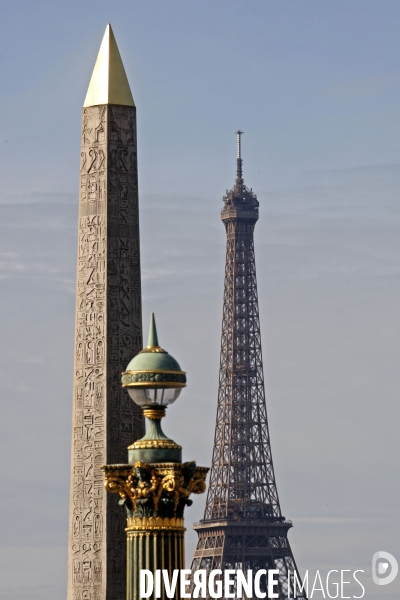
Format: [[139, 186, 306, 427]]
[[127, 518, 185, 600]]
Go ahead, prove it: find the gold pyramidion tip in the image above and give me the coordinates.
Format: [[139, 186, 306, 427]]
[[84, 24, 135, 108]]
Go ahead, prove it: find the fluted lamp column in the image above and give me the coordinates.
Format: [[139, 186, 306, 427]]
[[102, 314, 208, 600]]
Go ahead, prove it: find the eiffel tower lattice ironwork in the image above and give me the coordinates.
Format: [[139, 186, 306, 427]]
[[190, 132, 306, 600]]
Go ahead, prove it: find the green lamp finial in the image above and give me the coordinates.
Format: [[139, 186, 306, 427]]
[[148, 312, 159, 347]]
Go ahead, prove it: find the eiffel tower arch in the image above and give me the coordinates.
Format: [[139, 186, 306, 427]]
[[190, 133, 306, 600]]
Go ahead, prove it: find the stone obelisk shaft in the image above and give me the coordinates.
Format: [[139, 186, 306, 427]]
[[67, 25, 144, 600]]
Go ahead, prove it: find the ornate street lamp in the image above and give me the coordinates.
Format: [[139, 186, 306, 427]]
[[102, 314, 208, 600], [121, 312, 186, 465]]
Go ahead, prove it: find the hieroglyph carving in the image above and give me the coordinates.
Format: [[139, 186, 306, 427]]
[[68, 105, 144, 600]]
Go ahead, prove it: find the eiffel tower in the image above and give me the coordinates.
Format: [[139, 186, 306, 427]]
[[190, 132, 306, 600]]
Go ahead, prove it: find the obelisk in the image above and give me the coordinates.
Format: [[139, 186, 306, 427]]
[[67, 25, 144, 600]]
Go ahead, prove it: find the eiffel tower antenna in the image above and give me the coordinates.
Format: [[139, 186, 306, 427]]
[[235, 129, 244, 180]]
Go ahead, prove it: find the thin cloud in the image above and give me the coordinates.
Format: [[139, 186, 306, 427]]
[[328, 73, 400, 99], [0, 191, 76, 205]]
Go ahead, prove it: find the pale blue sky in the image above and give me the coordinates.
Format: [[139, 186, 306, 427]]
[[0, 2, 399, 598]]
